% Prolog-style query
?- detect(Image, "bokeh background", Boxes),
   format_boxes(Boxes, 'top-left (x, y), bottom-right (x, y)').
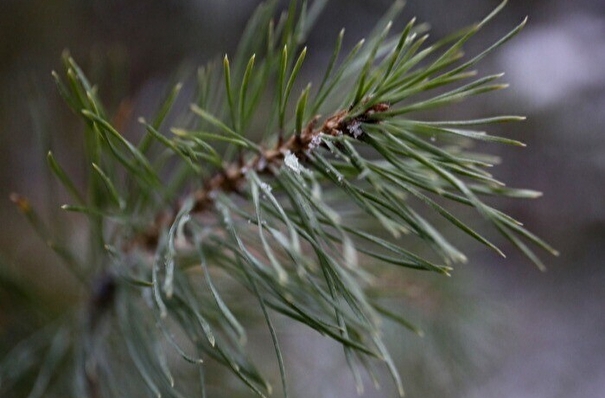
top-left (1, 0), bottom-right (604, 397)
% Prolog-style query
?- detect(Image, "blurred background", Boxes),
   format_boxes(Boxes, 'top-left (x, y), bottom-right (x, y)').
top-left (1, 0), bottom-right (604, 397)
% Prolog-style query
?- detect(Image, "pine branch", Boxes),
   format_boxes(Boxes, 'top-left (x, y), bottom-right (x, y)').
top-left (2, 1), bottom-right (557, 397)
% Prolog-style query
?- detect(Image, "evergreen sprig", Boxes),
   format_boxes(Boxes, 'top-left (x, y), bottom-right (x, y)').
top-left (2, 1), bottom-right (556, 397)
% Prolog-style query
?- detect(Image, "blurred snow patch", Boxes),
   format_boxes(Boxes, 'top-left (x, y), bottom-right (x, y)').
top-left (499, 13), bottom-right (605, 109)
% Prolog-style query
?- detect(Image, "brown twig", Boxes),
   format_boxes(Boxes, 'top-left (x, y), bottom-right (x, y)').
top-left (128, 103), bottom-right (390, 252)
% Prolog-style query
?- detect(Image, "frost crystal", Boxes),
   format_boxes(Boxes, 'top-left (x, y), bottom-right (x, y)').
top-left (256, 156), bottom-right (267, 171)
top-left (347, 121), bottom-right (363, 139)
top-left (308, 134), bottom-right (323, 150)
top-left (260, 181), bottom-right (272, 193)
top-left (284, 150), bottom-right (301, 174)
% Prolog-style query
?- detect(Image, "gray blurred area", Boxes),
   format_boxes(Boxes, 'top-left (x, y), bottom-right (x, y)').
top-left (1, 0), bottom-right (604, 397)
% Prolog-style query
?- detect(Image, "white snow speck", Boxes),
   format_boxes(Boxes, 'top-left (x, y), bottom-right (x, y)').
top-left (256, 157), bottom-right (267, 171)
top-left (347, 121), bottom-right (363, 139)
top-left (284, 150), bottom-right (301, 174)
top-left (260, 182), bottom-right (272, 193)
top-left (308, 134), bottom-right (323, 150)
